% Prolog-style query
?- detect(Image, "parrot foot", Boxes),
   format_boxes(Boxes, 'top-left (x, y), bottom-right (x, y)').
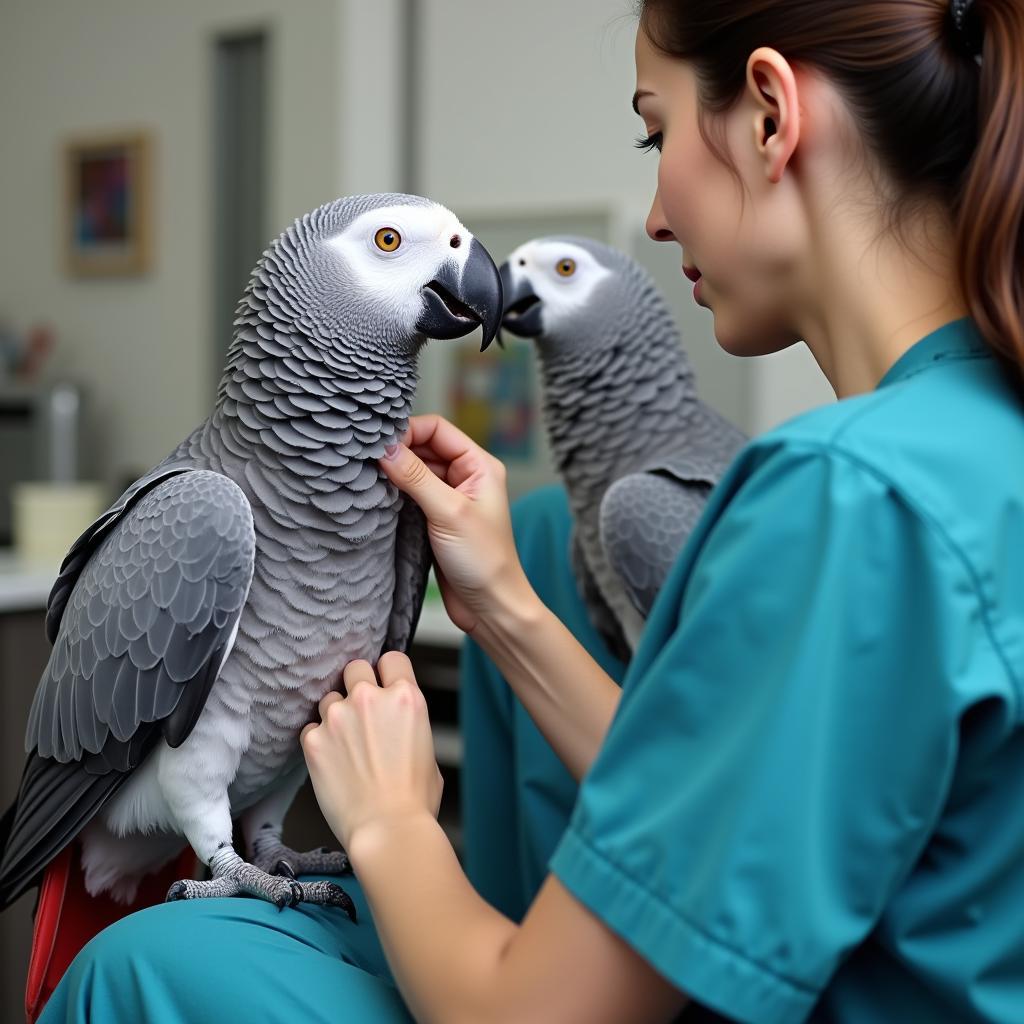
top-left (288, 878), bottom-right (358, 919)
top-left (165, 846), bottom-right (357, 922)
top-left (250, 832), bottom-right (352, 879)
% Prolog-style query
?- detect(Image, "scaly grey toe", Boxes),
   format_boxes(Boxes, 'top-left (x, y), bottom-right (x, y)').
top-left (293, 879), bottom-right (358, 922)
top-left (251, 833), bottom-right (352, 878)
top-left (166, 874), bottom-right (241, 902)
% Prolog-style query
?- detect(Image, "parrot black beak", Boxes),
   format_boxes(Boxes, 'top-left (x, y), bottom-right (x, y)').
top-left (417, 238), bottom-right (503, 351)
top-left (498, 262), bottom-right (544, 339)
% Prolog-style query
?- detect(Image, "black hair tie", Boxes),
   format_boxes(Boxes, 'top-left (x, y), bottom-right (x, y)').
top-left (950, 0), bottom-right (984, 59)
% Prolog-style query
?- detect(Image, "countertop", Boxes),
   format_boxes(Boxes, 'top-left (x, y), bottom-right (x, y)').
top-left (0, 550), bottom-right (59, 613)
top-left (0, 549), bottom-right (463, 647)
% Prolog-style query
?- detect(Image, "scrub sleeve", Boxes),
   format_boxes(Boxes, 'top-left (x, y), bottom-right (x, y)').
top-left (551, 320), bottom-right (1024, 1024)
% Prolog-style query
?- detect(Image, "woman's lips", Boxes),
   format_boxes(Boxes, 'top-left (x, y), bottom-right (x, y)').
top-left (683, 264), bottom-right (705, 305)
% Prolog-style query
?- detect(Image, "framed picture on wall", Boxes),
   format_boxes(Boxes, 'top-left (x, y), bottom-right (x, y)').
top-left (450, 341), bottom-right (536, 461)
top-left (63, 132), bottom-right (152, 276)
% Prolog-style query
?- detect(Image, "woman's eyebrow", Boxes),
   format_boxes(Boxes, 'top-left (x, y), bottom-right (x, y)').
top-left (632, 89), bottom-right (653, 115)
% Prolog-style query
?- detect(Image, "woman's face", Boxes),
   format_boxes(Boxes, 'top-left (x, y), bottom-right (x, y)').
top-left (633, 26), bottom-right (804, 357)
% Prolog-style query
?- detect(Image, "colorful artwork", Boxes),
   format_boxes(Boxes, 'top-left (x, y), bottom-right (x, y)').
top-left (450, 341), bottom-right (535, 460)
top-left (64, 133), bottom-right (151, 276)
top-left (76, 153), bottom-right (129, 245)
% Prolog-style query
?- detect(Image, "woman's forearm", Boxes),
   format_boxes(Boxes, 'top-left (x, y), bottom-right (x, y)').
top-left (470, 581), bottom-right (620, 781)
top-left (350, 810), bottom-right (687, 1024)
top-left (350, 813), bottom-right (518, 1024)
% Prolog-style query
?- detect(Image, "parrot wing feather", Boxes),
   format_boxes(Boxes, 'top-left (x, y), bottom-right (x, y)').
top-left (600, 471), bottom-right (713, 621)
top-left (0, 470), bottom-right (254, 909)
top-left (45, 464), bottom-right (193, 644)
top-left (599, 399), bottom-right (746, 619)
top-left (383, 496), bottom-right (431, 654)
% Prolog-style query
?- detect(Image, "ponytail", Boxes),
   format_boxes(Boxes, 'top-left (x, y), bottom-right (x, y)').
top-left (958, 0), bottom-right (1024, 373)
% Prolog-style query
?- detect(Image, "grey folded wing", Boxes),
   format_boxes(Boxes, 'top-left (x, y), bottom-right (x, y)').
top-left (45, 463), bottom-right (193, 644)
top-left (0, 469), bottom-right (254, 907)
top-left (383, 496), bottom-right (431, 654)
top-left (601, 404), bottom-right (747, 619)
top-left (599, 470), bottom-right (713, 621)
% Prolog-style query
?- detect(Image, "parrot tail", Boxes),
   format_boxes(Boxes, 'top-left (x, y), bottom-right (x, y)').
top-left (26, 842), bottom-right (198, 1023)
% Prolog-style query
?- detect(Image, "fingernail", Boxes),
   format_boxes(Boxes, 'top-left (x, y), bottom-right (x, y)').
top-left (383, 443), bottom-right (400, 461)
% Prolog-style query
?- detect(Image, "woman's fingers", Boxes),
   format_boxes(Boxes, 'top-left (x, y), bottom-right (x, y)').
top-left (318, 691), bottom-right (343, 718)
top-left (379, 443), bottom-right (467, 522)
top-left (408, 445), bottom-right (488, 492)
top-left (343, 659), bottom-right (379, 699)
top-left (319, 653), bottom-right (417, 720)
top-left (402, 414), bottom-right (478, 463)
top-left (405, 414), bottom-right (500, 488)
top-left (408, 451), bottom-right (448, 481)
top-left (377, 651), bottom-right (415, 687)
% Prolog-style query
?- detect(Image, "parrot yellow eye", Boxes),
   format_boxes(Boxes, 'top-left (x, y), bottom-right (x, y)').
top-left (556, 258), bottom-right (576, 277)
top-left (374, 227), bottom-right (402, 252)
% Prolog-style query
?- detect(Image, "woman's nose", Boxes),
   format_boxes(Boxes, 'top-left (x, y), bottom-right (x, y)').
top-left (645, 192), bottom-right (675, 243)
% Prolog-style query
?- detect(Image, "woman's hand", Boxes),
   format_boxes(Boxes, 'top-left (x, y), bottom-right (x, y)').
top-left (379, 413), bottom-right (534, 634)
top-left (300, 651), bottom-right (443, 853)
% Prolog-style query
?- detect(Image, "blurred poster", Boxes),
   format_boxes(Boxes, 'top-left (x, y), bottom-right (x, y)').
top-left (64, 132), bottom-right (152, 276)
top-left (450, 342), bottom-right (535, 460)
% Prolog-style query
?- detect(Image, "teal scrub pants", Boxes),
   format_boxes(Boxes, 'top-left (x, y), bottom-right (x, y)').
top-left (40, 485), bottom-right (626, 1023)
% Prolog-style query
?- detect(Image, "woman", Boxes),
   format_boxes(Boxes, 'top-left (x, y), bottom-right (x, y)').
top-left (43, 1), bottom-right (1024, 1021)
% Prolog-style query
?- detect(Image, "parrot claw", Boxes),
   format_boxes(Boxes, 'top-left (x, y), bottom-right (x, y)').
top-left (163, 851), bottom-right (350, 912)
top-left (244, 833), bottom-right (356, 915)
top-left (250, 838), bottom-right (352, 878)
top-left (166, 879), bottom-right (189, 901)
top-left (166, 873), bottom-right (241, 902)
top-left (291, 880), bottom-right (358, 923)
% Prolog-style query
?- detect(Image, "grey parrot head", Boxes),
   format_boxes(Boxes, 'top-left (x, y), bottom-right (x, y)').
top-left (243, 193), bottom-right (503, 364)
top-left (498, 236), bottom-right (674, 360)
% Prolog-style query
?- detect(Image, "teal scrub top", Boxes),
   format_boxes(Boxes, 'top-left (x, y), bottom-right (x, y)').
top-left (550, 318), bottom-right (1024, 1023)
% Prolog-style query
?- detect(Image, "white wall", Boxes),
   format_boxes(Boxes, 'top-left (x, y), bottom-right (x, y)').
top-left (336, 0), bottom-right (406, 195)
top-left (0, 0), bottom-right (341, 486)
top-left (749, 343), bottom-right (836, 433)
top-left (415, 0), bottom-right (656, 211)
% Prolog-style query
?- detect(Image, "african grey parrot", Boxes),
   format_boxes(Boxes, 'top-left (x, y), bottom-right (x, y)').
top-left (499, 236), bottom-right (745, 661)
top-left (0, 193), bottom-right (501, 920)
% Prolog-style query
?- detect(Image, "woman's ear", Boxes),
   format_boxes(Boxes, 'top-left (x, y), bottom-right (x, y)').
top-left (745, 47), bottom-right (800, 185)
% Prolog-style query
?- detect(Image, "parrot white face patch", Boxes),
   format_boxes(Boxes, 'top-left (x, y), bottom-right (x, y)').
top-left (325, 203), bottom-right (473, 330)
top-left (506, 240), bottom-right (612, 335)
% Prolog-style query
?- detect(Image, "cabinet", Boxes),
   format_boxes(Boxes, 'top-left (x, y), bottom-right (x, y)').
top-left (0, 609), bottom-right (56, 1024)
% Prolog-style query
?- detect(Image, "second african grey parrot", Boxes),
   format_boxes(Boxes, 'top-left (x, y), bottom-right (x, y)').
top-left (499, 236), bottom-right (745, 661)
top-left (0, 194), bottom-right (502, 931)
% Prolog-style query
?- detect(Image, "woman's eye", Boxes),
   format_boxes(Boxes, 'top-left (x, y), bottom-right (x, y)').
top-left (556, 258), bottom-right (577, 277)
top-left (374, 227), bottom-right (402, 252)
top-left (634, 131), bottom-right (663, 154)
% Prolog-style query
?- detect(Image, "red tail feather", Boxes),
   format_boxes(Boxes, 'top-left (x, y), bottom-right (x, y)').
top-left (26, 843), bottom-right (198, 1023)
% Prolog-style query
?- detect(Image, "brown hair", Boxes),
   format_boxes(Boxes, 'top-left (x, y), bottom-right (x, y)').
top-left (638, 0), bottom-right (1024, 374)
